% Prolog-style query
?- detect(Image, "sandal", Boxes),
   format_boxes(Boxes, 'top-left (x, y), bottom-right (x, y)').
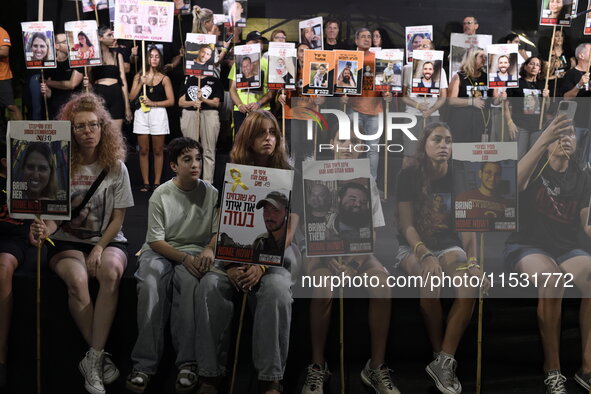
top-left (126, 370), bottom-right (150, 393)
top-left (152, 184), bottom-right (161, 191)
top-left (258, 380), bottom-right (283, 394)
top-left (139, 184), bottom-right (150, 192)
top-left (175, 362), bottom-right (198, 393)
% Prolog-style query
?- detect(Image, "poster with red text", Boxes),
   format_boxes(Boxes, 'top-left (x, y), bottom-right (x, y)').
top-left (334, 50), bottom-right (364, 95)
top-left (114, 0), bottom-right (174, 42)
top-left (21, 21), bottom-right (57, 69)
top-left (268, 42), bottom-right (297, 90)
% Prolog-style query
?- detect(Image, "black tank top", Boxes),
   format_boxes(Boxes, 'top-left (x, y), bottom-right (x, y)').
top-left (147, 78), bottom-right (167, 101)
top-left (93, 49), bottom-right (122, 83)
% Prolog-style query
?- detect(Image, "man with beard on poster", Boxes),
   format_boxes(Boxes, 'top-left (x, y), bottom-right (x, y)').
top-left (418, 61), bottom-right (436, 88)
top-left (325, 182), bottom-right (371, 241)
top-left (494, 55), bottom-right (514, 82)
top-left (252, 191), bottom-right (289, 260)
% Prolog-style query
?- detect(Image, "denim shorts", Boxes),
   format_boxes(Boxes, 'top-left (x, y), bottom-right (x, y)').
top-left (503, 242), bottom-right (591, 271)
top-left (395, 244), bottom-right (465, 268)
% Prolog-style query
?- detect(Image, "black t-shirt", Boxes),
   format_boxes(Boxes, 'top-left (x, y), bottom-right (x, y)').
top-left (558, 68), bottom-right (591, 128)
top-left (0, 176), bottom-right (29, 238)
top-left (507, 78), bottom-right (545, 131)
top-left (507, 161), bottom-right (591, 255)
top-left (448, 71), bottom-right (493, 142)
top-left (395, 166), bottom-right (462, 251)
top-left (324, 40), bottom-right (348, 51)
top-left (180, 76), bottom-right (224, 111)
top-left (45, 60), bottom-right (82, 119)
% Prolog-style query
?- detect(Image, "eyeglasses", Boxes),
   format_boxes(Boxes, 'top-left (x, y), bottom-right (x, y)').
top-left (73, 121), bottom-right (101, 133)
top-left (463, 21), bottom-right (476, 25)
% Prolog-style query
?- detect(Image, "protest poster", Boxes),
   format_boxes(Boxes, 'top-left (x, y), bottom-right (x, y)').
top-left (213, 14), bottom-right (228, 25)
top-left (185, 33), bottom-right (216, 76)
top-left (334, 50), bottom-right (364, 95)
top-left (223, 0), bottom-right (247, 27)
top-left (302, 50), bottom-right (335, 96)
top-left (234, 43), bottom-right (262, 89)
top-left (487, 44), bottom-right (519, 88)
top-left (585, 0), bottom-right (591, 34)
top-left (82, 0), bottom-right (108, 13)
top-left (411, 50), bottom-right (443, 95)
top-left (114, 0), bottom-right (174, 42)
top-left (108, 0), bottom-right (116, 22)
top-left (21, 21), bottom-right (56, 69)
top-left (216, 164), bottom-right (294, 266)
top-left (303, 159), bottom-right (374, 257)
top-left (540, 0), bottom-right (578, 26)
top-left (299, 17), bottom-right (323, 50)
top-left (453, 142), bottom-right (518, 232)
top-left (65, 21), bottom-right (102, 68)
top-left (375, 49), bottom-right (404, 93)
top-left (405, 25), bottom-right (432, 64)
top-left (268, 42), bottom-right (297, 90)
top-left (7, 121), bottom-right (71, 220)
top-left (449, 33), bottom-right (492, 83)
top-left (173, 0), bottom-right (191, 15)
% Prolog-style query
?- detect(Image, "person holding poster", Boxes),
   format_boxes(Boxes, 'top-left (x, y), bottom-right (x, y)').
top-left (448, 46), bottom-right (494, 142)
top-left (32, 93), bottom-right (133, 394)
top-left (395, 122), bottom-right (482, 394)
top-left (127, 137), bottom-right (217, 394)
top-left (196, 110), bottom-right (300, 394)
top-left (402, 39), bottom-right (448, 169)
top-left (345, 28), bottom-right (392, 181)
top-left (90, 27), bottom-right (132, 131)
top-left (503, 115), bottom-right (591, 393)
top-left (0, 138), bottom-right (36, 389)
top-left (504, 56), bottom-right (550, 158)
top-left (129, 46), bottom-right (175, 192)
top-left (301, 132), bottom-right (398, 394)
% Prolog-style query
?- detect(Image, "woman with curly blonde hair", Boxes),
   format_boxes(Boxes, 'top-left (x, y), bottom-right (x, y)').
top-left (32, 92), bottom-right (134, 394)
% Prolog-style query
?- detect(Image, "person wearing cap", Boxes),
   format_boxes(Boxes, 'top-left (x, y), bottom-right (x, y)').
top-left (229, 30), bottom-right (275, 134)
top-left (253, 192), bottom-right (289, 259)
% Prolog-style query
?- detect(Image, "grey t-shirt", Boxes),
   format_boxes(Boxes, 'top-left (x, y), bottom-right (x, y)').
top-left (141, 178), bottom-right (219, 255)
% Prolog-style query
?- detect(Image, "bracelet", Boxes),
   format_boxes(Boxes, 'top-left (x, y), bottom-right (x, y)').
top-left (415, 102), bottom-right (420, 109)
top-left (419, 251), bottom-right (434, 262)
top-left (259, 265), bottom-right (267, 274)
top-left (468, 263), bottom-right (481, 270)
top-left (507, 119), bottom-right (514, 126)
top-left (413, 241), bottom-right (425, 255)
top-left (468, 257), bottom-right (478, 263)
top-left (221, 47), bottom-right (228, 53)
top-left (576, 83), bottom-right (583, 90)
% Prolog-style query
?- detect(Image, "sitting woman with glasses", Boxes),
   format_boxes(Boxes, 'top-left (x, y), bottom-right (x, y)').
top-left (31, 92), bottom-right (134, 394)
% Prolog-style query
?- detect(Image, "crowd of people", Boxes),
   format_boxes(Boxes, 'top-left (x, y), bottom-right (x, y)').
top-left (0, 10), bottom-right (590, 394)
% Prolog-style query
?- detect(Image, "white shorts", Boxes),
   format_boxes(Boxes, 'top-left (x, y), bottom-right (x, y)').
top-left (133, 107), bottom-right (170, 135)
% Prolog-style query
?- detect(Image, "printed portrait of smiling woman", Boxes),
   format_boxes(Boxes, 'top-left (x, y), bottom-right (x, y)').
top-left (18, 142), bottom-right (57, 200)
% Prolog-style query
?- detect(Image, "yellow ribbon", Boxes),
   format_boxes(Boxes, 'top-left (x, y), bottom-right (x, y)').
top-left (229, 168), bottom-right (249, 192)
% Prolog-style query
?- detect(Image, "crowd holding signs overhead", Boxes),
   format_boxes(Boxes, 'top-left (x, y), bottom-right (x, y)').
top-left (2, 3), bottom-right (591, 394)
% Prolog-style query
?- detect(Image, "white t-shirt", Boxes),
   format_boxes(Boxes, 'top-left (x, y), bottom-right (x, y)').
top-left (403, 64), bottom-right (448, 117)
top-left (53, 160), bottom-right (134, 244)
top-left (141, 178), bottom-right (219, 255)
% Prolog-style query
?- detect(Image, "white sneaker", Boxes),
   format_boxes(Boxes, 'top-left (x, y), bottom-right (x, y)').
top-left (426, 352), bottom-right (461, 394)
top-left (360, 360), bottom-right (401, 394)
top-left (301, 363), bottom-right (330, 394)
top-left (102, 353), bottom-right (119, 385)
top-left (79, 348), bottom-right (105, 394)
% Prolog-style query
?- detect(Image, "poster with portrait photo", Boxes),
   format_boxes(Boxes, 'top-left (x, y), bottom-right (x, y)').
top-left (375, 49), bottom-right (404, 93)
top-left (405, 25), bottom-right (432, 64)
top-left (82, 0), bottom-right (108, 13)
top-left (268, 42), bottom-right (297, 90)
top-left (65, 20), bottom-right (102, 68)
top-left (185, 33), bottom-right (216, 76)
top-left (585, 0), bottom-right (591, 33)
top-left (449, 33), bottom-right (492, 83)
top-left (487, 44), bottom-right (519, 88)
top-left (21, 21), bottom-right (56, 69)
top-left (540, 0), bottom-right (578, 26)
top-left (223, 0), bottom-right (247, 27)
top-left (303, 159), bottom-right (374, 257)
top-left (522, 89), bottom-right (542, 114)
top-left (114, 0), bottom-right (174, 42)
top-left (7, 121), bottom-right (71, 220)
top-left (299, 17), bottom-right (323, 51)
top-left (302, 50), bottom-right (335, 96)
top-left (334, 50), bottom-right (364, 95)
top-left (411, 50), bottom-right (443, 95)
top-left (235, 43), bottom-right (261, 89)
top-left (453, 142), bottom-right (518, 232)
top-left (172, 0), bottom-right (191, 15)
top-left (216, 164), bottom-right (294, 267)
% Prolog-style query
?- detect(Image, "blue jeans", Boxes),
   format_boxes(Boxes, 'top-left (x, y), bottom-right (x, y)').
top-left (348, 111), bottom-right (380, 180)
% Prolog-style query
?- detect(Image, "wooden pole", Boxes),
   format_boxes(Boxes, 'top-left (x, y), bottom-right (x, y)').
top-left (383, 101), bottom-right (389, 199)
top-left (338, 258), bottom-right (345, 394)
top-left (313, 104), bottom-right (319, 160)
top-left (539, 25), bottom-right (556, 130)
top-left (178, 14), bottom-right (185, 63)
top-left (281, 89), bottom-right (286, 142)
top-left (501, 103), bottom-right (505, 142)
top-left (229, 292), bottom-right (248, 394)
top-left (476, 233), bottom-right (485, 394)
top-left (74, 0), bottom-right (81, 21)
top-left (41, 71), bottom-right (49, 120)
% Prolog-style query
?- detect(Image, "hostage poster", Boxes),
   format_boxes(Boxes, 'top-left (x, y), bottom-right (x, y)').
top-left (487, 44), bottom-right (519, 88)
top-left (21, 21), bottom-right (57, 69)
top-left (268, 42), bottom-right (297, 90)
top-left (303, 159), bottom-right (375, 257)
top-left (114, 0), bottom-right (174, 42)
top-left (334, 50), bottom-right (364, 95)
top-left (411, 49), bottom-right (443, 95)
top-left (374, 49), bottom-right (404, 93)
top-left (7, 121), bottom-right (71, 220)
top-left (540, 0), bottom-right (578, 26)
top-left (449, 33), bottom-right (492, 83)
top-left (234, 43), bottom-right (262, 89)
top-left (453, 142), bottom-right (518, 232)
top-left (405, 25), bottom-right (432, 64)
top-left (302, 49), bottom-right (335, 96)
top-left (299, 17), bottom-right (323, 50)
top-left (216, 164), bottom-right (294, 266)
top-left (185, 33), bottom-right (216, 76)
top-left (65, 20), bottom-right (102, 68)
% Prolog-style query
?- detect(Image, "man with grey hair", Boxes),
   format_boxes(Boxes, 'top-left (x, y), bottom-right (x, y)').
top-left (463, 16), bottom-right (479, 35)
top-left (560, 42), bottom-right (591, 164)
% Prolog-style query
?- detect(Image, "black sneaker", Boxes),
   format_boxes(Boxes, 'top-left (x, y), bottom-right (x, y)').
top-left (544, 370), bottom-right (568, 394)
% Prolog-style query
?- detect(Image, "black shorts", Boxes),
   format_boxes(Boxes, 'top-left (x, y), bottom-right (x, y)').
top-left (48, 240), bottom-right (128, 262)
top-left (0, 237), bottom-right (31, 263)
top-left (0, 79), bottom-right (16, 107)
top-left (94, 83), bottom-right (125, 120)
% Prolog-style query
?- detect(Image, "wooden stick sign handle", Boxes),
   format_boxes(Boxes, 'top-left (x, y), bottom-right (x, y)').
top-left (539, 25), bottom-right (557, 130)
